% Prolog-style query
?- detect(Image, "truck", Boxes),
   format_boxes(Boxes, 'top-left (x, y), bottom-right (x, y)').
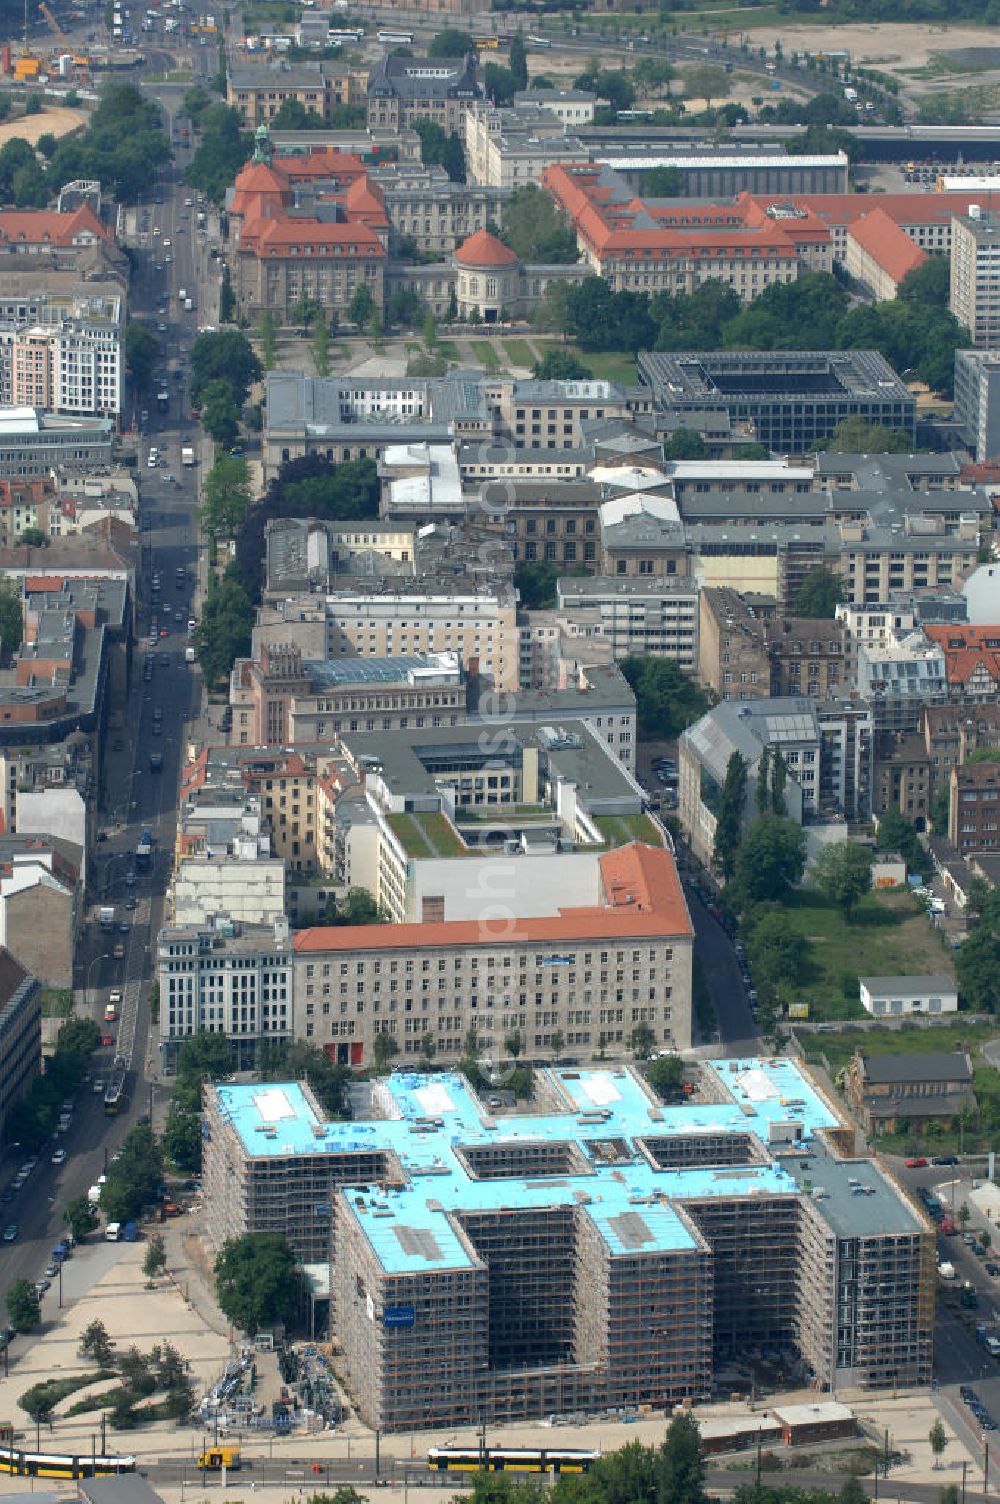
top-left (181, 446), bottom-right (195, 466)
top-left (156, 389), bottom-right (169, 413)
top-left (178, 287), bottom-right (187, 302)
top-left (198, 1449), bottom-right (241, 1472)
top-left (184, 297), bottom-right (194, 313)
top-left (938, 1261), bottom-right (956, 1280)
top-left (164, 14), bottom-right (177, 28)
top-left (185, 645), bottom-right (196, 664)
top-left (105, 1222), bottom-right (122, 1242)
top-left (843, 85), bottom-right (858, 102)
top-left (941, 1216), bottom-right (958, 1236)
top-left (87, 1183), bottom-right (102, 1206)
top-left (149, 751), bottom-right (163, 772)
top-left (123, 1221), bottom-right (139, 1242)
top-left (99, 905), bottom-right (115, 932)
top-left (136, 833), bottom-right (152, 868)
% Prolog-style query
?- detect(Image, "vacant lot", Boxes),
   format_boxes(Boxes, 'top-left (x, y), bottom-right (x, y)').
top-left (782, 887), bottom-right (955, 1022)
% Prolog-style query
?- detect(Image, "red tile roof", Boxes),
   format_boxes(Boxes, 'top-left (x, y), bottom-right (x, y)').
top-left (846, 207), bottom-right (927, 286)
top-left (455, 228), bottom-right (519, 267)
top-left (924, 625), bottom-right (1000, 687)
top-left (294, 840), bottom-right (692, 953)
top-left (747, 190), bottom-right (990, 231)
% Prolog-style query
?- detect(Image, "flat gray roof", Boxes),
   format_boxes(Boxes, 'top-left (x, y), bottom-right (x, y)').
top-left (778, 1141), bottom-right (923, 1240)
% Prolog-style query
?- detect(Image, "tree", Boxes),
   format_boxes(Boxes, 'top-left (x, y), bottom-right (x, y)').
top-left (101, 1123), bottom-right (163, 1224)
top-left (79, 1318), bottom-right (115, 1365)
top-left (189, 328), bottom-right (261, 408)
top-left (730, 816), bottom-right (807, 909)
top-left (258, 310), bottom-right (278, 371)
top-left (683, 64), bottom-right (730, 107)
top-left (657, 1409), bottom-right (707, 1504)
top-left (143, 1234), bottom-right (167, 1281)
top-left (423, 308), bottom-right (437, 348)
top-left (899, 255), bottom-right (950, 308)
top-left (372, 1031), bottom-right (399, 1072)
top-left (549, 1027), bottom-right (565, 1059)
top-left (6, 1278), bottom-right (39, 1334)
top-left (930, 784), bottom-right (951, 835)
top-left (813, 841), bottom-right (873, 919)
top-left (633, 57), bottom-right (677, 98)
top-left (197, 564), bottom-right (255, 686)
top-left (124, 321), bottom-right (158, 392)
top-left (756, 747), bottom-right (770, 817)
top-left (823, 416), bottom-right (914, 454)
top-left (745, 909), bottom-right (809, 997)
top-left (65, 1195), bottom-right (98, 1243)
top-left (662, 427), bottom-right (706, 460)
top-left (713, 750), bottom-right (747, 883)
top-left (629, 1022), bottom-right (656, 1059)
top-left (258, 1040), bottom-right (351, 1118)
top-left (270, 97), bottom-right (325, 130)
top-left (647, 1053), bottom-right (684, 1099)
top-left (201, 380), bottom-right (240, 447)
top-left (956, 926), bottom-right (1000, 1012)
top-left (348, 284), bottom-right (375, 327)
top-left (484, 62), bottom-right (518, 105)
top-left (429, 28), bottom-right (475, 55)
top-left (499, 183), bottom-right (577, 263)
top-left (874, 808), bottom-right (924, 872)
top-left (162, 1102), bottom-right (202, 1173)
top-left (504, 1028), bottom-right (524, 1062)
top-left (16, 526), bottom-right (45, 547)
top-left (412, 119), bottom-right (466, 183)
top-left (291, 294), bottom-right (324, 333)
top-left (311, 316), bottom-right (331, 378)
top-left (532, 348), bottom-right (589, 381)
top-left (214, 1232), bottom-right (304, 1334)
top-left (200, 454), bottom-right (251, 541)
top-left (770, 749), bottom-right (786, 817)
top-left (419, 1032), bottom-right (437, 1068)
top-left (509, 31), bottom-right (528, 91)
top-left (185, 102), bottom-right (250, 202)
top-left (794, 566), bottom-right (843, 619)
top-left (219, 263), bottom-right (236, 323)
top-left (620, 656), bottom-right (710, 740)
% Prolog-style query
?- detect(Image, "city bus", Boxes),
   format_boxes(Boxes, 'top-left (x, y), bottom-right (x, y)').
top-left (377, 28), bottom-right (412, 44)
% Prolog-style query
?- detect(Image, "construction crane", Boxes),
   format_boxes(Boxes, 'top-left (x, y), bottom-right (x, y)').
top-left (39, 1), bottom-right (67, 42)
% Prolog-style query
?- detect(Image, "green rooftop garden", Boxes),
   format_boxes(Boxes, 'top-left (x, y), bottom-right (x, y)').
top-left (594, 813), bottom-right (664, 848)
top-left (388, 809), bottom-right (468, 859)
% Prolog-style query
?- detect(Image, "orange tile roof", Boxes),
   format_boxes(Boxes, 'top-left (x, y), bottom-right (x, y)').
top-left (924, 625), bottom-right (1000, 687)
top-left (294, 841), bottom-right (692, 953)
top-left (747, 190), bottom-right (991, 230)
top-left (255, 218), bottom-right (385, 256)
top-left (846, 207), bottom-right (926, 285)
top-left (0, 205), bottom-right (110, 246)
top-left (541, 164), bottom-right (831, 265)
top-left (455, 228), bottom-right (520, 267)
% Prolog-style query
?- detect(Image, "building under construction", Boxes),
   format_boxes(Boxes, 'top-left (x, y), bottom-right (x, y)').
top-left (202, 1059), bottom-right (934, 1432)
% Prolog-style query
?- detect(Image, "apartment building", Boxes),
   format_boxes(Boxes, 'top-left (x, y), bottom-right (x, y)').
top-left (949, 760), bottom-right (1000, 854)
top-left (294, 839), bottom-right (693, 1065)
top-left (0, 837), bottom-right (80, 988)
top-left (0, 947), bottom-right (39, 1144)
top-left (158, 918), bottom-right (294, 1073)
top-left (857, 626), bottom-right (947, 734)
top-left (698, 587), bottom-right (770, 701)
top-left (171, 810), bottom-right (286, 928)
top-left (366, 53), bottom-right (479, 134)
top-left (202, 1057), bottom-right (932, 1430)
top-left (543, 163), bottom-right (833, 296)
top-left (837, 519), bottom-right (980, 605)
top-left (555, 575), bottom-right (699, 670)
top-left (923, 624), bottom-right (1000, 703)
top-left (950, 207), bottom-right (1000, 347)
top-left (227, 60), bottom-right (368, 126)
top-left (513, 88), bottom-right (596, 126)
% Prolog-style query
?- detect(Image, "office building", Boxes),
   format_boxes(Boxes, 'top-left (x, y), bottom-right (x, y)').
top-left (0, 947), bottom-right (39, 1144)
top-left (954, 348), bottom-right (1000, 462)
top-left (950, 207), bottom-right (1000, 347)
top-left (596, 149), bottom-right (849, 199)
top-left (465, 101), bottom-right (589, 190)
top-left (367, 53), bottom-right (479, 134)
top-left (227, 60), bottom-right (368, 126)
top-left (543, 164), bottom-right (833, 295)
top-left (157, 918), bottom-right (294, 1073)
top-left (844, 209), bottom-right (926, 302)
top-left (637, 351), bottom-right (915, 453)
top-left (0, 407), bottom-right (113, 477)
top-left (555, 575), bottom-right (699, 670)
top-left (202, 1058), bottom-right (933, 1429)
top-left (294, 837), bottom-right (691, 1064)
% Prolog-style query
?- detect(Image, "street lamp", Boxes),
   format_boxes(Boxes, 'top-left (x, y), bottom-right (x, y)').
top-left (86, 952), bottom-right (112, 1003)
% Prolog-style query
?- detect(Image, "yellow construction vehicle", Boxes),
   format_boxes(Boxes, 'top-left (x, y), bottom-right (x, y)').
top-left (14, 53), bottom-right (40, 79)
top-left (39, 2), bottom-right (67, 42)
top-left (197, 1449), bottom-right (241, 1472)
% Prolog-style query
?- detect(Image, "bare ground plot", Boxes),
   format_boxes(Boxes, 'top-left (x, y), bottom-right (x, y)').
top-left (0, 105), bottom-right (86, 147)
top-left (740, 20), bottom-right (1000, 76)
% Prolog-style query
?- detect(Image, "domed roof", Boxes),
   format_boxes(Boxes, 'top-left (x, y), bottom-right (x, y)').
top-left (455, 228), bottom-right (519, 268)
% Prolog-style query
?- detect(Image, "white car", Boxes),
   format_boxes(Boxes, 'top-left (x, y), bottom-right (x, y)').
top-left (147, 455), bottom-right (158, 468)
top-left (51, 1148), bottom-right (66, 1165)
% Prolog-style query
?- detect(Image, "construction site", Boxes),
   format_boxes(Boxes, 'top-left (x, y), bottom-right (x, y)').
top-left (202, 1060), bottom-right (936, 1433)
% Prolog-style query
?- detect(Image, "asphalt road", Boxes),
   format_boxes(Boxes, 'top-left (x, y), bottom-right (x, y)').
top-left (0, 121), bottom-right (204, 1347)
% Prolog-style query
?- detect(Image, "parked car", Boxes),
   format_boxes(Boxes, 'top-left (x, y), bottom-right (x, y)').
top-left (905, 1157), bottom-right (928, 1168)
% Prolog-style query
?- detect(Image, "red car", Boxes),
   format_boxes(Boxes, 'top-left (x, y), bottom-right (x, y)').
top-left (906, 1156), bottom-right (929, 1168)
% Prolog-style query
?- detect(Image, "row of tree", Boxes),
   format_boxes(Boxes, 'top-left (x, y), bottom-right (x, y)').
top-left (535, 260), bottom-right (966, 396)
top-left (0, 84), bottom-right (169, 206)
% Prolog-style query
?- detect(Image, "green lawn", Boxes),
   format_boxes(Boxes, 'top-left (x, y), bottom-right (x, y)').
top-left (595, 813), bottom-right (664, 848)
top-left (777, 888), bottom-right (955, 1023)
top-left (416, 810), bottom-right (467, 857)
top-left (470, 339), bottom-right (504, 374)
top-left (435, 339), bottom-right (460, 361)
top-left (571, 348), bottom-right (638, 385)
top-left (503, 338), bottom-right (536, 369)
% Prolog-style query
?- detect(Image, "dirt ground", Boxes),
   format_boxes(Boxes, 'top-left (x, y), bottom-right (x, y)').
top-left (0, 105), bottom-right (86, 147)
top-left (740, 20), bottom-right (1000, 77)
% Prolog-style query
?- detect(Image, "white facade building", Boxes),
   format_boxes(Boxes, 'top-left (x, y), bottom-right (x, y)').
top-left (859, 974), bottom-right (958, 1018)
